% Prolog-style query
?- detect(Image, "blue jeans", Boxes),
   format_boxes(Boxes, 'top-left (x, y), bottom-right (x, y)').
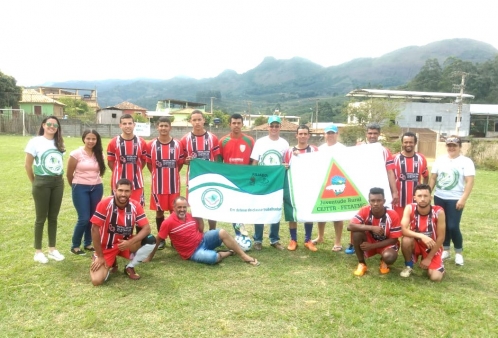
top-left (253, 222), bottom-right (280, 244)
top-left (190, 229), bottom-right (223, 265)
top-left (434, 196), bottom-right (463, 252)
top-left (71, 183), bottom-right (103, 249)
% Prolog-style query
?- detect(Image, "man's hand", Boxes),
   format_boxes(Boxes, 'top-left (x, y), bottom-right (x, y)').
top-left (420, 235), bottom-right (436, 249)
top-left (91, 256), bottom-right (107, 272)
top-left (420, 257), bottom-right (431, 269)
top-left (185, 156), bottom-right (192, 165)
top-left (359, 241), bottom-right (373, 251)
top-left (117, 239), bottom-right (132, 251)
top-left (370, 226), bottom-right (384, 236)
top-left (391, 191), bottom-right (399, 206)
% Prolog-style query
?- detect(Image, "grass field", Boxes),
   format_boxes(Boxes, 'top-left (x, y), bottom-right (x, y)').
top-left (1, 135), bottom-right (497, 338)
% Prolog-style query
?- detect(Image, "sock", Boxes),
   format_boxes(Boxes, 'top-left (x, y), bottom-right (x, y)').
top-left (359, 259), bottom-right (366, 265)
top-left (127, 244), bottom-right (155, 268)
top-left (156, 217), bottom-right (165, 233)
top-left (405, 261), bottom-right (414, 268)
top-left (304, 223), bottom-right (313, 242)
top-left (232, 223), bottom-right (241, 236)
top-left (290, 228), bottom-right (297, 241)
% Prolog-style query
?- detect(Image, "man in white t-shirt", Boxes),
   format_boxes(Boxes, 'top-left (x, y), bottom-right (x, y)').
top-left (250, 115), bottom-right (289, 251)
top-left (313, 124), bottom-right (347, 252)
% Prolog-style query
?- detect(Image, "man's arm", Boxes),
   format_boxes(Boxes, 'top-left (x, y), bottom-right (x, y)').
top-left (118, 224), bottom-right (151, 252)
top-left (423, 209), bottom-right (446, 265)
top-left (401, 205), bottom-right (437, 249)
top-left (90, 224), bottom-right (106, 271)
top-left (387, 169), bottom-right (399, 205)
top-left (362, 237), bottom-right (398, 250)
top-left (108, 160), bottom-right (115, 172)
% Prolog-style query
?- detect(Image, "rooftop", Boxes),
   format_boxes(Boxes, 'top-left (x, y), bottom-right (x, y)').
top-left (347, 89), bottom-right (475, 100)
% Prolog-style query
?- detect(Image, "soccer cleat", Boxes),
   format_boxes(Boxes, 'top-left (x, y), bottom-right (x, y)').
top-left (379, 260), bottom-right (390, 274)
top-left (34, 252), bottom-right (48, 264)
top-left (124, 266), bottom-right (141, 280)
top-left (287, 240), bottom-right (298, 251)
top-left (234, 223), bottom-right (249, 236)
top-left (345, 244), bottom-right (355, 254)
top-left (353, 263), bottom-right (368, 276)
top-left (48, 250), bottom-right (65, 261)
top-left (455, 253), bottom-right (464, 266)
top-left (442, 250), bottom-right (450, 260)
top-left (304, 241), bottom-right (318, 252)
top-left (400, 266), bottom-right (413, 278)
top-left (157, 240), bottom-right (166, 250)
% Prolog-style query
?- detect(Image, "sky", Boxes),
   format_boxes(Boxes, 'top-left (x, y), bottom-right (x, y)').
top-left (1, 0), bottom-right (497, 86)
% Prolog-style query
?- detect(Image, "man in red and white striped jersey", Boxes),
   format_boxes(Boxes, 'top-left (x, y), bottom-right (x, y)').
top-left (392, 132), bottom-right (429, 220)
top-left (107, 114), bottom-right (147, 206)
top-left (180, 110), bottom-right (221, 230)
top-left (146, 117), bottom-right (184, 249)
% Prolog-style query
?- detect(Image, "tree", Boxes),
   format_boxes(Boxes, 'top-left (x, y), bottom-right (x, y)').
top-left (253, 115), bottom-right (267, 127)
top-left (404, 58), bottom-right (442, 92)
top-left (0, 71), bottom-right (22, 108)
top-left (342, 98), bottom-right (402, 143)
top-left (57, 97), bottom-right (94, 121)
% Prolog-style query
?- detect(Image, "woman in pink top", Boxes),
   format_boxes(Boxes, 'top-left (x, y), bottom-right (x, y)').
top-left (66, 130), bottom-right (106, 255)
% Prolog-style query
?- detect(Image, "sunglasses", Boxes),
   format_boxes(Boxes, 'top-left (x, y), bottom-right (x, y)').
top-left (45, 122), bottom-right (59, 128)
top-left (269, 124), bottom-right (280, 129)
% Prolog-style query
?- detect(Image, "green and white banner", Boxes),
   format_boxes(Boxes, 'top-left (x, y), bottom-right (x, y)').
top-left (188, 159), bottom-right (285, 224)
top-left (284, 143), bottom-right (391, 222)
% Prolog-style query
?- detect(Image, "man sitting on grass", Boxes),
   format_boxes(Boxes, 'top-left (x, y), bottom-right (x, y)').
top-left (145, 196), bottom-right (260, 266)
top-left (400, 184), bottom-right (446, 282)
top-left (347, 187), bottom-right (401, 276)
top-left (90, 178), bottom-right (156, 285)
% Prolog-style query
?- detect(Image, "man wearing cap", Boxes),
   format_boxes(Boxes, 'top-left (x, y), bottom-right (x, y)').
top-left (313, 124), bottom-right (347, 252)
top-left (250, 115), bottom-right (289, 250)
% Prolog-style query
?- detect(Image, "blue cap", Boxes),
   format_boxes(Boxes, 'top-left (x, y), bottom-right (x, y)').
top-left (268, 115), bottom-right (282, 124)
top-left (324, 124), bottom-right (338, 133)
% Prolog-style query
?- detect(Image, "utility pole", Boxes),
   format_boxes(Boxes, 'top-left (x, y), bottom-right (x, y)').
top-left (315, 98), bottom-right (319, 130)
top-left (210, 97), bottom-right (216, 115)
top-left (245, 100), bottom-right (252, 127)
top-left (452, 72), bottom-right (468, 136)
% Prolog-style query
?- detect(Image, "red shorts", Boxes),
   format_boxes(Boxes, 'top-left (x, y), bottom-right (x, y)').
top-left (364, 243), bottom-right (399, 259)
top-left (130, 188), bottom-right (144, 206)
top-left (393, 205), bottom-right (405, 221)
top-left (412, 241), bottom-right (445, 272)
top-left (100, 247), bottom-right (133, 268)
top-left (150, 193), bottom-right (179, 212)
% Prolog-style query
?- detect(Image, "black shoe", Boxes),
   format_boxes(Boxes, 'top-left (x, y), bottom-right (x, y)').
top-left (158, 240), bottom-right (166, 250)
top-left (70, 248), bottom-right (86, 256)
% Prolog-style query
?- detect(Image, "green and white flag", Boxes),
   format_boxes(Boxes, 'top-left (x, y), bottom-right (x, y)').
top-left (188, 159), bottom-right (285, 224)
top-left (284, 143), bottom-right (391, 222)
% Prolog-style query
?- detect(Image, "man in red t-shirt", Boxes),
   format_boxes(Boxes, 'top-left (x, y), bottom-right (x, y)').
top-left (347, 187), bottom-right (402, 276)
top-left (145, 196), bottom-right (260, 266)
top-left (107, 114), bottom-right (147, 206)
top-left (400, 184), bottom-right (446, 282)
top-left (89, 179), bottom-right (156, 285)
top-left (180, 110), bottom-right (220, 230)
top-left (218, 113), bottom-right (254, 236)
top-left (392, 132), bottom-right (429, 219)
top-left (146, 117), bottom-right (184, 249)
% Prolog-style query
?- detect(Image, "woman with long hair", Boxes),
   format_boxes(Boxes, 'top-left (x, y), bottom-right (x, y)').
top-left (25, 115), bottom-right (66, 263)
top-left (67, 129), bottom-right (105, 255)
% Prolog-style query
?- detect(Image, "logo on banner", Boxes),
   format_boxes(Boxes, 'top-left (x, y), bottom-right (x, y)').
top-left (201, 188), bottom-right (223, 210)
top-left (312, 159), bottom-right (367, 214)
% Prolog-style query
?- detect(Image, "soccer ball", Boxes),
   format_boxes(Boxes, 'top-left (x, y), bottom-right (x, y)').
top-left (235, 235), bottom-right (252, 252)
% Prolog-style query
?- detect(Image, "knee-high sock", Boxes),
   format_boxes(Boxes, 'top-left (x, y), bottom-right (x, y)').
top-left (156, 217), bottom-right (165, 233)
top-left (127, 244), bottom-right (155, 268)
top-left (290, 228), bottom-right (297, 241)
top-left (304, 223), bottom-right (313, 242)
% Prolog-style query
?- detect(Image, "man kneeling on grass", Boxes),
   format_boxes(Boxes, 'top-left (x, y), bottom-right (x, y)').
top-left (145, 196), bottom-right (260, 266)
top-left (347, 187), bottom-right (402, 276)
top-left (90, 179), bottom-right (155, 286)
top-left (400, 184), bottom-right (446, 282)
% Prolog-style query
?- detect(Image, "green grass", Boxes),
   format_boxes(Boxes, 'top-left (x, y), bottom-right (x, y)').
top-left (1, 135), bottom-right (497, 337)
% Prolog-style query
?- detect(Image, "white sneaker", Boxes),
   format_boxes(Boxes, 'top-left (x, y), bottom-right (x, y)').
top-left (400, 266), bottom-right (413, 278)
top-left (455, 253), bottom-right (464, 266)
top-left (48, 250), bottom-right (65, 261)
top-left (441, 250), bottom-right (450, 260)
top-left (34, 252), bottom-right (48, 264)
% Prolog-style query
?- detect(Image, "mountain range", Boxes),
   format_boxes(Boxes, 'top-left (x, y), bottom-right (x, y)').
top-left (48, 38), bottom-right (497, 112)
